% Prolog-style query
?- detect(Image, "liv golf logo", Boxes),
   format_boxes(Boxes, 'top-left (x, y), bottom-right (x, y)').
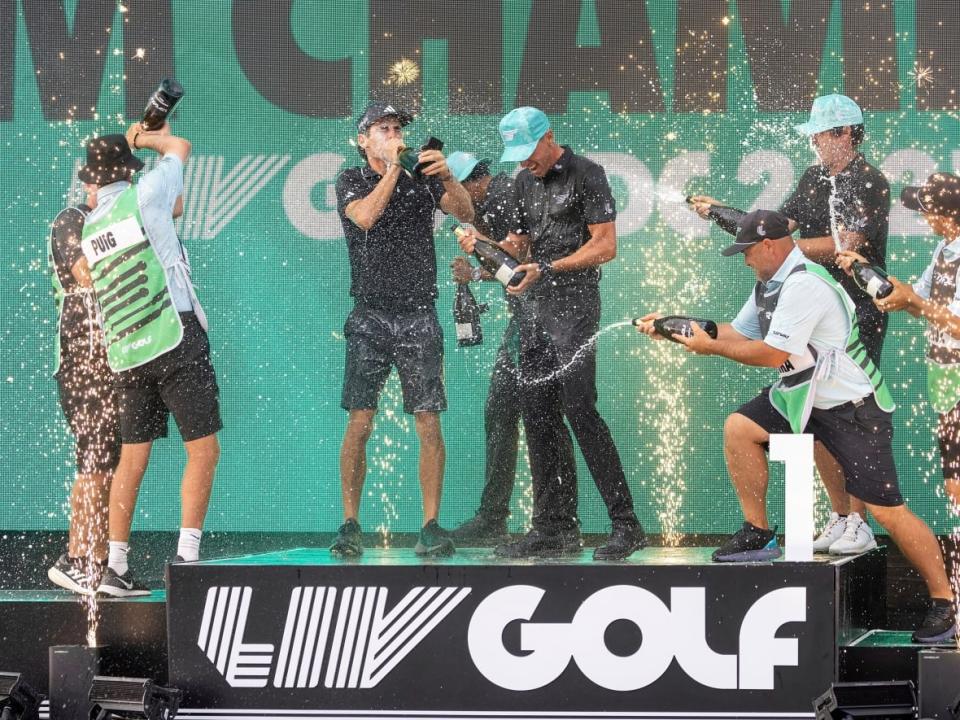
top-left (197, 584), bottom-right (806, 692)
top-left (198, 585), bottom-right (471, 689)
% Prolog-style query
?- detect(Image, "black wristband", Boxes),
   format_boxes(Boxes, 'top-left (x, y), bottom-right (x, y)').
top-left (537, 260), bottom-right (553, 277)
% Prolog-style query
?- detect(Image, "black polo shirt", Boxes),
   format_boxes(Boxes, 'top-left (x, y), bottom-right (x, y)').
top-left (50, 204), bottom-right (96, 339)
top-left (336, 164), bottom-right (446, 310)
top-left (474, 172), bottom-right (518, 244)
top-left (513, 146), bottom-right (617, 298)
top-left (779, 153), bottom-right (890, 301)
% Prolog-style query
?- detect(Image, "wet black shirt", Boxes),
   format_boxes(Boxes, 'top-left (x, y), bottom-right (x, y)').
top-left (513, 146), bottom-right (617, 298)
top-left (474, 172), bottom-right (523, 312)
top-left (474, 173), bottom-right (517, 244)
top-left (336, 164), bottom-right (446, 310)
top-left (780, 153), bottom-right (890, 302)
top-left (50, 204), bottom-right (96, 339)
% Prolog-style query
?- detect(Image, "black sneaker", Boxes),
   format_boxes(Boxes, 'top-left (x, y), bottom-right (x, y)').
top-left (712, 522), bottom-right (781, 563)
top-left (96, 566), bottom-right (151, 597)
top-left (415, 520), bottom-right (455, 557)
top-left (48, 553), bottom-right (97, 595)
top-left (330, 519), bottom-right (363, 558)
top-left (450, 513), bottom-right (509, 546)
top-left (593, 523), bottom-right (648, 561)
top-left (912, 598), bottom-right (957, 644)
top-left (495, 527), bottom-right (582, 558)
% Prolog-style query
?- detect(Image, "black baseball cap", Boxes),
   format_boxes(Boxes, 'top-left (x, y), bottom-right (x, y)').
top-left (356, 102), bottom-right (413, 133)
top-left (721, 209), bottom-right (793, 256)
top-left (901, 172), bottom-right (960, 219)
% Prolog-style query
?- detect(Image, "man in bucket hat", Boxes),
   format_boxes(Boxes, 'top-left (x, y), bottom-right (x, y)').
top-left (690, 94), bottom-right (892, 557)
top-left (636, 209), bottom-right (955, 644)
top-left (81, 124), bottom-right (222, 597)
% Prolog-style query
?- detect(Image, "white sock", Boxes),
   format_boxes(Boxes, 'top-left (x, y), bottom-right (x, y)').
top-left (177, 528), bottom-right (202, 562)
top-left (108, 541), bottom-right (129, 576)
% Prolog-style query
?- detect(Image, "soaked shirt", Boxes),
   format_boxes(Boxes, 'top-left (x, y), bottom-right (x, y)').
top-left (474, 173), bottom-right (518, 244)
top-left (474, 172), bottom-right (523, 313)
top-left (779, 153), bottom-right (890, 303)
top-left (513, 146), bottom-right (617, 298)
top-left (336, 164), bottom-right (446, 310)
top-left (50, 204), bottom-right (97, 339)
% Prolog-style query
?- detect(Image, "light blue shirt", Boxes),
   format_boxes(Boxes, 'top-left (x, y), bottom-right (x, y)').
top-left (913, 235), bottom-right (960, 354)
top-left (913, 236), bottom-right (960, 312)
top-left (732, 246), bottom-right (876, 409)
top-left (86, 155), bottom-right (193, 312)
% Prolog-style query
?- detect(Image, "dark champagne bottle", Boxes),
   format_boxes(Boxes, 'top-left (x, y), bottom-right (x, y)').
top-left (685, 196), bottom-right (745, 237)
top-left (397, 137), bottom-right (443, 180)
top-left (633, 315), bottom-right (719, 343)
top-left (141, 78), bottom-right (184, 131)
top-left (452, 225), bottom-right (526, 287)
top-left (851, 261), bottom-right (893, 299)
top-left (454, 283), bottom-right (486, 347)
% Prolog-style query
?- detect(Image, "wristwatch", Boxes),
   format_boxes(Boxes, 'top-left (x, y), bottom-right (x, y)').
top-left (470, 266), bottom-right (483, 282)
top-left (537, 260), bottom-right (553, 278)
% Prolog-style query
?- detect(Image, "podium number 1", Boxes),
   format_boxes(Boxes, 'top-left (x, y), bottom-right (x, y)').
top-left (770, 434), bottom-right (815, 562)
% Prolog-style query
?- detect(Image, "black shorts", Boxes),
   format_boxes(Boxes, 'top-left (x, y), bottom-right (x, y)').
top-left (342, 303), bottom-right (446, 414)
top-left (56, 333), bottom-right (121, 474)
top-left (113, 313), bottom-right (222, 444)
top-left (736, 390), bottom-right (903, 506)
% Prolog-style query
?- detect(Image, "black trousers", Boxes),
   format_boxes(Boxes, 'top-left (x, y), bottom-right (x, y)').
top-left (519, 286), bottom-right (638, 533)
top-left (476, 308), bottom-right (577, 521)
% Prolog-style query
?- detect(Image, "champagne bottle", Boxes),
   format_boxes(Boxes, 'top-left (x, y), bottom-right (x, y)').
top-left (633, 315), bottom-right (719, 343)
top-left (454, 282), bottom-right (487, 347)
top-left (452, 225), bottom-right (526, 287)
top-left (141, 78), bottom-right (185, 131)
top-left (685, 196), bottom-right (745, 237)
top-left (397, 137), bottom-right (443, 180)
top-left (851, 261), bottom-right (893, 299)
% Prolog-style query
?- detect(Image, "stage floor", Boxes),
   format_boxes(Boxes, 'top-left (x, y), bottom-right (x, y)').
top-left (194, 545), bottom-right (853, 567)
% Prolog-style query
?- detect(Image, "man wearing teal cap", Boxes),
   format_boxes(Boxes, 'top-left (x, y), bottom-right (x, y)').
top-left (690, 93), bottom-right (890, 558)
top-left (458, 107), bottom-right (646, 560)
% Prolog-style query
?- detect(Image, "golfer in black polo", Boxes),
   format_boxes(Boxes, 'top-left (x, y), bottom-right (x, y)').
top-left (332, 102), bottom-right (474, 558)
top-left (459, 107), bottom-right (645, 560)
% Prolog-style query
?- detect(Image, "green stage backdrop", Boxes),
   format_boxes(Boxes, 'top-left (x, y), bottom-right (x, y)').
top-left (1, 0), bottom-right (958, 536)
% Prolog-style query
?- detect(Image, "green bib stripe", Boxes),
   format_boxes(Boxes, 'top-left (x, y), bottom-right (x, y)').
top-left (759, 261), bottom-right (894, 433)
top-left (804, 263), bottom-right (894, 411)
top-left (81, 185), bottom-right (183, 372)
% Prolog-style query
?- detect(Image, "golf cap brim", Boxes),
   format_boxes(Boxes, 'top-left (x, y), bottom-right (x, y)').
top-left (500, 140), bottom-right (540, 163)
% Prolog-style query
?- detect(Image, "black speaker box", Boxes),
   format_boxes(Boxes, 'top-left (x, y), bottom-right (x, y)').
top-left (918, 649), bottom-right (960, 720)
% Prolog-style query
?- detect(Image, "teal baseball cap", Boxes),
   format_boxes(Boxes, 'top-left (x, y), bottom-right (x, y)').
top-left (446, 151), bottom-right (488, 182)
top-left (499, 107), bottom-right (550, 162)
top-left (794, 94), bottom-right (864, 135)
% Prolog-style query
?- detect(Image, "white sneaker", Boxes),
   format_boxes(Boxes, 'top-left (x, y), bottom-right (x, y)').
top-left (828, 512), bottom-right (877, 554)
top-left (813, 512), bottom-right (846, 552)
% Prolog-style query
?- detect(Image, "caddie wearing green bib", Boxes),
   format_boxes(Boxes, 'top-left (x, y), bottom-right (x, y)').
top-left (636, 209), bottom-right (955, 644)
top-left (76, 128), bottom-right (222, 598)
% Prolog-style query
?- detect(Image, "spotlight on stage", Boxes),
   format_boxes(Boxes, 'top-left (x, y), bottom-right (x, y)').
top-left (0, 672), bottom-right (43, 720)
top-left (87, 676), bottom-right (181, 720)
top-left (813, 680), bottom-right (917, 719)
